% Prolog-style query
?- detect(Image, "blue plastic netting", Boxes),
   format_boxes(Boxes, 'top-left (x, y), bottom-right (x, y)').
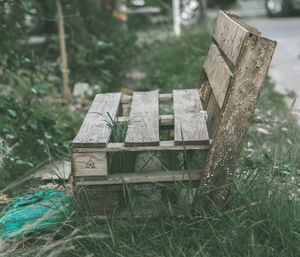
top-left (0, 189), bottom-right (73, 239)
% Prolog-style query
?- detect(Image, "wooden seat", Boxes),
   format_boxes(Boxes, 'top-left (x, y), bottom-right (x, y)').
top-left (72, 89), bottom-right (210, 185)
top-left (71, 11), bottom-right (277, 212)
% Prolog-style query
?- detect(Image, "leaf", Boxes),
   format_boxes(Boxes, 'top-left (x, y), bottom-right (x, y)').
top-left (37, 139), bottom-right (45, 145)
top-left (97, 40), bottom-right (112, 48)
top-left (281, 170), bottom-right (290, 175)
top-left (6, 134), bottom-right (15, 140)
top-left (8, 109), bottom-right (17, 117)
top-left (31, 88), bottom-right (37, 94)
top-left (16, 160), bottom-right (24, 165)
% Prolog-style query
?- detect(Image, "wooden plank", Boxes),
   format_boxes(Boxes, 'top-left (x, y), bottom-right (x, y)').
top-left (72, 152), bottom-right (108, 179)
top-left (120, 93), bottom-right (173, 104)
top-left (125, 90), bottom-right (159, 146)
top-left (75, 169), bottom-right (201, 186)
top-left (159, 93), bottom-right (173, 102)
top-left (73, 93), bottom-right (121, 147)
top-left (205, 92), bottom-right (221, 139)
top-left (196, 34), bottom-right (277, 209)
top-left (204, 43), bottom-right (233, 109)
top-left (212, 11), bottom-right (248, 65)
top-left (173, 89), bottom-right (209, 145)
top-left (72, 140), bottom-right (210, 153)
top-left (199, 71), bottom-right (211, 110)
top-left (118, 114), bottom-right (174, 126)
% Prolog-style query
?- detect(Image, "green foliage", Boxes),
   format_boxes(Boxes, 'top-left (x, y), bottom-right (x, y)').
top-left (137, 28), bottom-right (211, 92)
top-left (68, 31), bottom-right (138, 92)
top-left (0, 95), bottom-right (81, 186)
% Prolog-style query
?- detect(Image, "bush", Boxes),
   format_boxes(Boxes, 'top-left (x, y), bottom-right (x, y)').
top-left (0, 95), bottom-right (81, 188)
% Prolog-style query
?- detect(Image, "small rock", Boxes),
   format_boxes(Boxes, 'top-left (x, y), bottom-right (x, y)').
top-left (73, 82), bottom-right (93, 97)
top-left (34, 160), bottom-right (71, 181)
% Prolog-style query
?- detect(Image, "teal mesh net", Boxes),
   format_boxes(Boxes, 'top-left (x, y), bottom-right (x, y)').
top-left (0, 189), bottom-right (73, 239)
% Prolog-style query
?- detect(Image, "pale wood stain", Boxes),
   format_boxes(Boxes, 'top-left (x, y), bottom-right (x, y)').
top-left (125, 90), bottom-right (159, 146)
top-left (204, 42), bottom-right (233, 109)
top-left (75, 169), bottom-right (201, 186)
top-left (72, 152), bottom-right (108, 178)
top-left (73, 93), bottom-right (121, 147)
top-left (212, 11), bottom-right (248, 65)
top-left (173, 89), bottom-right (209, 145)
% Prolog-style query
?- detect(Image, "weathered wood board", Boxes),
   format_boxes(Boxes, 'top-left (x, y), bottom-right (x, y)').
top-left (72, 140), bottom-right (209, 152)
top-left (173, 89), bottom-right (209, 145)
top-left (125, 90), bottom-right (159, 146)
top-left (212, 11), bottom-right (248, 65)
top-left (205, 92), bottom-right (221, 139)
top-left (204, 43), bottom-right (233, 109)
top-left (197, 24), bottom-right (277, 209)
top-left (75, 169), bottom-right (201, 186)
top-left (72, 152), bottom-right (108, 179)
top-left (73, 93), bottom-right (121, 148)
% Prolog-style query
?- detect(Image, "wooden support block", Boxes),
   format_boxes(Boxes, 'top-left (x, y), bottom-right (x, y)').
top-left (72, 152), bottom-right (108, 180)
top-left (173, 89), bottom-right (209, 145)
top-left (75, 169), bottom-right (201, 186)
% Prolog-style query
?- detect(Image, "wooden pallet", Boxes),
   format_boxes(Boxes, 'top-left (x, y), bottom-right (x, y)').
top-left (72, 89), bottom-right (210, 186)
top-left (71, 11), bottom-right (276, 212)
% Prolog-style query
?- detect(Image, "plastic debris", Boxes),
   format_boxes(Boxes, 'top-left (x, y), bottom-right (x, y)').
top-left (0, 189), bottom-right (73, 239)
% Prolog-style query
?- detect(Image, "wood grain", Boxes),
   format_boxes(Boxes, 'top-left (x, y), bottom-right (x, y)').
top-left (204, 42), bottom-right (233, 109)
top-left (199, 71), bottom-right (211, 110)
top-left (75, 169), bottom-right (201, 186)
top-left (205, 92), bottom-right (221, 139)
top-left (118, 114), bottom-right (174, 126)
top-left (212, 11), bottom-right (248, 65)
top-left (196, 32), bottom-right (277, 209)
top-left (73, 93), bottom-right (121, 147)
top-left (120, 93), bottom-right (173, 104)
top-left (72, 152), bottom-right (108, 179)
top-left (125, 90), bottom-right (159, 146)
top-left (173, 89), bottom-right (209, 145)
top-left (72, 140), bottom-right (210, 153)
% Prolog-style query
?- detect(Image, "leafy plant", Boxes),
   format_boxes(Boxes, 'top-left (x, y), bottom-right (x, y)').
top-left (0, 95), bottom-right (81, 188)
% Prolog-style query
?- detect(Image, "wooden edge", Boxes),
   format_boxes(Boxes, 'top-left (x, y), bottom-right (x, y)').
top-left (72, 140), bottom-right (210, 152)
top-left (219, 11), bottom-right (248, 33)
top-left (74, 169), bottom-right (201, 186)
top-left (120, 93), bottom-right (173, 104)
top-left (224, 11), bottom-right (261, 36)
top-left (118, 114), bottom-right (174, 126)
top-left (72, 142), bottom-right (107, 148)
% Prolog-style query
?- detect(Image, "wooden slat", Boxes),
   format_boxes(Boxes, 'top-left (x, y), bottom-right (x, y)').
top-left (199, 71), bottom-right (211, 110)
top-left (118, 114), bottom-right (174, 126)
top-left (173, 89), bottom-right (209, 145)
top-left (72, 140), bottom-right (210, 153)
top-left (206, 92), bottom-right (221, 139)
top-left (212, 11), bottom-right (248, 65)
top-left (120, 93), bottom-right (173, 104)
top-left (125, 90), bottom-right (159, 146)
top-left (204, 43), bottom-right (233, 109)
top-left (75, 169), bottom-right (201, 186)
top-left (73, 93), bottom-right (121, 147)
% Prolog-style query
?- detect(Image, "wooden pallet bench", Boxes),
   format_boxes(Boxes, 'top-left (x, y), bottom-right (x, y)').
top-left (72, 89), bottom-right (209, 185)
top-left (71, 11), bottom-right (276, 213)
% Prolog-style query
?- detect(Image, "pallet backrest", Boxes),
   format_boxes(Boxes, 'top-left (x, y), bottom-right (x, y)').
top-left (197, 11), bottom-right (276, 206)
